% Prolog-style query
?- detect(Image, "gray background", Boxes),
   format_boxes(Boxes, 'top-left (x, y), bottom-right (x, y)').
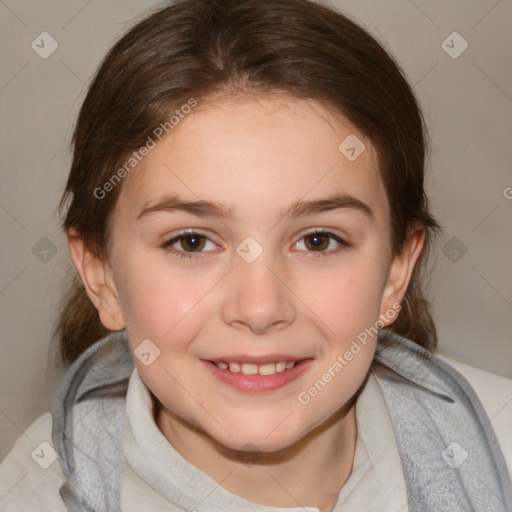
top-left (0, 0), bottom-right (511, 460)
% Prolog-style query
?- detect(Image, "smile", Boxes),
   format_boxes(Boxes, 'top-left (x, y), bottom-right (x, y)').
top-left (202, 357), bottom-right (312, 393)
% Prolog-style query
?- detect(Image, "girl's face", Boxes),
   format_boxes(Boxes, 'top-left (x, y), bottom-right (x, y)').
top-left (87, 94), bottom-right (422, 452)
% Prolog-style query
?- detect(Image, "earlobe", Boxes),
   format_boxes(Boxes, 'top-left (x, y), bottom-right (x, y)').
top-left (67, 229), bottom-right (125, 331)
top-left (379, 227), bottom-right (425, 325)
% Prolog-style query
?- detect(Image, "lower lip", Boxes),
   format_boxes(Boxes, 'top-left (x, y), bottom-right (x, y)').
top-left (202, 359), bottom-right (312, 393)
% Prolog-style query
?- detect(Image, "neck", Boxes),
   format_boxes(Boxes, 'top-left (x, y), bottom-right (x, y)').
top-left (156, 395), bottom-right (358, 511)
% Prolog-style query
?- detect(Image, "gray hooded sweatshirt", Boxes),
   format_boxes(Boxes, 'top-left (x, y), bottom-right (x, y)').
top-left (47, 329), bottom-right (512, 511)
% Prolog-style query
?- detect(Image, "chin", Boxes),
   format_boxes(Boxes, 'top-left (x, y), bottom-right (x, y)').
top-left (205, 415), bottom-right (310, 455)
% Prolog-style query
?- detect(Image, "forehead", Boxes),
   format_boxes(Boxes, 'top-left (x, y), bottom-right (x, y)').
top-left (116, 94), bottom-right (388, 223)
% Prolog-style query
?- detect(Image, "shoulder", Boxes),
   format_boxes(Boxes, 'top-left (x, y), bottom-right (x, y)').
top-left (435, 352), bottom-right (512, 478)
top-left (0, 412), bottom-right (67, 512)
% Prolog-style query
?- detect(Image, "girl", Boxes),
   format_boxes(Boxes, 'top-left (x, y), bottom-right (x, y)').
top-left (1, 0), bottom-right (511, 510)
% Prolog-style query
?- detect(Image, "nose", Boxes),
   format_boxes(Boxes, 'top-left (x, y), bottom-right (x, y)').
top-left (220, 253), bottom-right (296, 335)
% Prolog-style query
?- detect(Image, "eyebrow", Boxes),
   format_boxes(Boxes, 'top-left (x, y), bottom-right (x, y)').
top-left (137, 194), bottom-right (374, 221)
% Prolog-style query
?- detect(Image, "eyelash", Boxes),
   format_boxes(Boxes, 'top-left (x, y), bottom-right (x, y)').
top-left (161, 229), bottom-right (350, 261)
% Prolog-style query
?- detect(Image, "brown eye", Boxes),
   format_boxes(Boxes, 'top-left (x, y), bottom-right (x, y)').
top-left (304, 232), bottom-right (330, 251)
top-left (162, 232), bottom-right (218, 260)
top-left (294, 231), bottom-right (348, 255)
top-left (179, 234), bottom-right (206, 252)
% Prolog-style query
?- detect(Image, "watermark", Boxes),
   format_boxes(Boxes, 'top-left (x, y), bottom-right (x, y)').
top-left (32, 236), bottom-right (58, 263)
top-left (338, 133), bottom-right (366, 161)
top-left (441, 441), bottom-right (468, 468)
top-left (236, 236), bottom-right (263, 264)
top-left (93, 97), bottom-right (198, 200)
top-left (442, 236), bottom-right (468, 263)
top-left (236, 442), bottom-right (263, 467)
top-left (297, 302), bottom-right (401, 405)
top-left (441, 32), bottom-right (468, 60)
top-left (134, 338), bottom-right (161, 366)
top-left (31, 441), bottom-right (58, 469)
top-left (31, 32), bottom-right (59, 59)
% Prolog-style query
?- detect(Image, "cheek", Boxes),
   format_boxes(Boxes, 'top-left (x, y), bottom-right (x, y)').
top-left (294, 265), bottom-right (380, 421)
top-left (114, 254), bottom-right (214, 339)
top-left (294, 255), bottom-right (385, 343)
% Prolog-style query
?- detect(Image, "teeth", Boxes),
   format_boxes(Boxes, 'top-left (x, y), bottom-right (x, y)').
top-left (258, 363), bottom-right (276, 376)
top-left (215, 360), bottom-right (296, 375)
top-left (275, 362), bottom-right (286, 373)
top-left (229, 362), bottom-right (240, 373)
top-left (241, 363), bottom-right (258, 375)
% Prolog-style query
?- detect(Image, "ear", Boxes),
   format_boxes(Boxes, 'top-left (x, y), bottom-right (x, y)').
top-left (378, 226), bottom-right (425, 326)
top-left (67, 229), bottom-right (125, 331)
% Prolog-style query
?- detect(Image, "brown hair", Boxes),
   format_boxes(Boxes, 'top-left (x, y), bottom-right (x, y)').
top-left (56, 0), bottom-right (440, 365)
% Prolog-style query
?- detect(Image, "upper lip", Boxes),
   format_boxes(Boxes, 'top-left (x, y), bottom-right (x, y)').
top-left (206, 355), bottom-right (309, 364)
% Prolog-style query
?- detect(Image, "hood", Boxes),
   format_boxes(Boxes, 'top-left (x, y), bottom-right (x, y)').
top-left (50, 329), bottom-right (512, 512)
top-left (50, 330), bottom-right (134, 512)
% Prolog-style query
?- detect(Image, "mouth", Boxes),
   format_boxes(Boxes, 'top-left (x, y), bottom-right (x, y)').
top-left (202, 356), bottom-right (312, 393)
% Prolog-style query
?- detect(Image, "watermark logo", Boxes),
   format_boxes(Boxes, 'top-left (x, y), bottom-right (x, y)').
top-left (31, 441), bottom-right (58, 469)
top-left (441, 32), bottom-right (468, 59)
top-left (236, 236), bottom-right (263, 264)
top-left (93, 98), bottom-right (198, 200)
top-left (31, 32), bottom-right (58, 59)
top-left (441, 441), bottom-right (468, 468)
top-left (32, 237), bottom-right (58, 263)
top-left (236, 442), bottom-right (263, 467)
top-left (134, 338), bottom-right (161, 366)
top-left (442, 236), bottom-right (468, 263)
top-left (338, 134), bottom-right (366, 161)
top-left (298, 302), bottom-right (401, 405)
